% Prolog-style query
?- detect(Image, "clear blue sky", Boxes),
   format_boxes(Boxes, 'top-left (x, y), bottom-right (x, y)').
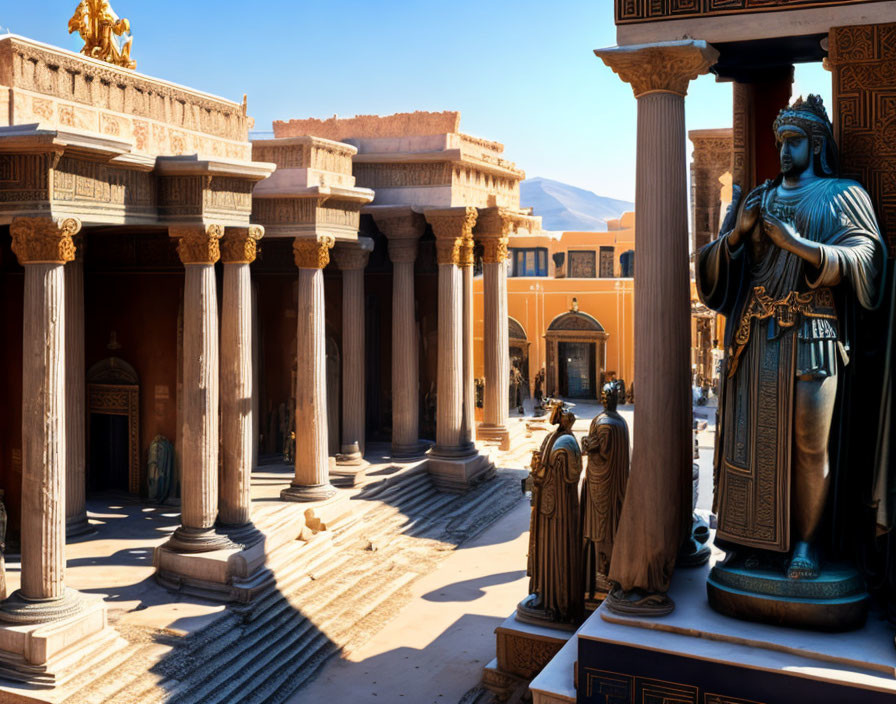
top-left (1, 0), bottom-right (831, 202)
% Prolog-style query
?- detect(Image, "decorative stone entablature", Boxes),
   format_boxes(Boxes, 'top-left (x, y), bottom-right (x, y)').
top-left (250, 137), bottom-right (374, 240)
top-left (268, 112), bottom-right (525, 210)
top-left (0, 35), bottom-right (252, 160)
top-left (0, 36), bottom-right (274, 228)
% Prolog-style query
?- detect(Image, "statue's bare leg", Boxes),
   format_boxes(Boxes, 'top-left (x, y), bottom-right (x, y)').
top-left (788, 375), bottom-right (837, 579)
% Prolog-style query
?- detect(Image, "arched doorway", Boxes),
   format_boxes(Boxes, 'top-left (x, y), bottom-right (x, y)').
top-left (545, 310), bottom-right (608, 400)
top-left (86, 357), bottom-right (140, 494)
top-left (508, 316), bottom-right (530, 396)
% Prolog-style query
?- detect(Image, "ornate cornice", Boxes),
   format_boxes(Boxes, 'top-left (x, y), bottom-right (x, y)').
top-left (481, 236), bottom-right (510, 264)
top-left (294, 235), bottom-right (335, 269)
top-left (174, 224), bottom-right (224, 265)
top-left (426, 207), bottom-right (477, 267)
top-left (221, 225), bottom-right (265, 264)
top-left (10, 217), bottom-right (81, 265)
top-left (594, 41), bottom-right (719, 98)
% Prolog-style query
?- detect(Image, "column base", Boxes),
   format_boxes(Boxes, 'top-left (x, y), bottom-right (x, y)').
top-left (215, 520), bottom-right (265, 548)
top-left (426, 450), bottom-right (495, 493)
top-left (163, 526), bottom-right (240, 554)
top-left (336, 443), bottom-right (363, 465)
top-left (391, 440), bottom-right (432, 461)
top-left (65, 513), bottom-right (96, 542)
top-left (331, 462), bottom-right (369, 488)
top-left (477, 423), bottom-right (511, 451)
top-left (280, 483), bottom-right (337, 503)
top-left (0, 593), bottom-right (123, 688)
top-left (0, 589), bottom-right (84, 626)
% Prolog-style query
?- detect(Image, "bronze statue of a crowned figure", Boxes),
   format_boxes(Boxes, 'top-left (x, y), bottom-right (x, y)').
top-left (580, 381), bottom-right (630, 606)
top-left (517, 402), bottom-right (584, 628)
top-left (697, 95), bottom-right (887, 630)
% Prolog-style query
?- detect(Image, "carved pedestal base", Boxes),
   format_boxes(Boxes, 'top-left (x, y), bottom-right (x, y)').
top-left (0, 595), bottom-right (122, 689)
top-left (707, 560), bottom-right (869, 631)
top-left (390, 441), bottom-right (432, 461)
top-left (330, 461), bottom-right (369, 488)
top-left (477, 423), bottom-right (511, 451)
top-left (163, 526), bottom-right (238, 553)
top-left (483, 612), bottom-right (573, 703)
top-left (426, 451), bottom-right (495, 493)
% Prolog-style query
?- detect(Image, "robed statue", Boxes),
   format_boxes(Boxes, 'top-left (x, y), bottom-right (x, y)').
top-left (697, 95), bottom-right (886, 629)
top-left (518, 403), bottom-right (584, 627)
top-left (581, 382), bottom-right (630, 603)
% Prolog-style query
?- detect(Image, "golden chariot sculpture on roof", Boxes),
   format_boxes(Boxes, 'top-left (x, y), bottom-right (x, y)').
top-left (68, 0), bottom-right (136, 69)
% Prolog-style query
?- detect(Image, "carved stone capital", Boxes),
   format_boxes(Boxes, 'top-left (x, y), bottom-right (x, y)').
top-left (174, 225), bottom-right (224, 265)
top-left (332, 237), bottom-right (374, 271)
top-left (294, 235), bottom-right (335, 269)
top-left (481, 236), bottom-right (510, 264)
top-left (426, 207), bottom-right (477, 267)
top-left (459, 235), bottom-right (475, 268)
top-left (221, 225), bottom-right (265, 264)
top-left (475, 207), bottom-right (515, 237)
top-left (594, 41), bottom-right (718, 98)
top-left (387, 238), bottom-right (419, 264)
top-left (10, 217), bottom-right (81, 265)
top-left (370, 207), bottom-right (427, 241)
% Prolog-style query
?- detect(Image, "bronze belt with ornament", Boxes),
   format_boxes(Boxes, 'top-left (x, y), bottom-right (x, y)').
top-left (728, 285), bottom-right (836, 377)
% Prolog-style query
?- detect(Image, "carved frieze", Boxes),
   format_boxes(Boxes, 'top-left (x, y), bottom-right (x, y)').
top-left (616, 0), bottom-right (884, 24)
top-left (157, 175), bottom-right (252, 223)
top-left (354, 162), bottom-right (453, 189)
top-left (293, 235), bottom-right (335, 269)
top-left (10, 216), bottom-right (81, 264)
top-left (174, 224), bottom-right (223, 265)
top-left (52, 156), bottom-right (156, 217)
top-left (0, 154), bottom-right (53, 212)
top-left (495, 630), bottom-right (564, 680)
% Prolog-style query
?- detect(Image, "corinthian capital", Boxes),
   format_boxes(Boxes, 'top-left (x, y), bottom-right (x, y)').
top-left (594, 40), bottom-right (718, 98)
top-left (174, 224), bottom-right (224, 265)
top-left (221, 225), bottom-right (265, 264)
top-left (293, 235), bottom-right (335, 269)
top-left (481, 237), bottom-right (509, 264)
top-left (10, 217), bottom-right (81, 265)
top-left (426, 207), bottom-right (478, 267)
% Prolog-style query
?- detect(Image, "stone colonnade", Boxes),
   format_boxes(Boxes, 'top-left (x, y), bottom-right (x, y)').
top-left (594, 40), bottom-right (718, 597)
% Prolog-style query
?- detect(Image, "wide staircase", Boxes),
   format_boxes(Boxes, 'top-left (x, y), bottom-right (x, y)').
top-left (63, 466), bottom-right (525, 704)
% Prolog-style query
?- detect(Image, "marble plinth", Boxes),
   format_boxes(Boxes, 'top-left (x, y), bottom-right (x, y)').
top-left (154, 491), bottom-right (351, 603)
top-left (427, 451), bottom-right (495, 493)
top-left (573, 563), bottom-right (896, 704)
top-left (483, 612), bottom-right (573, 703)
top-left (476, 424), bottom-right (511, 451)
top-left (0, 595), bottom-right (123, 688)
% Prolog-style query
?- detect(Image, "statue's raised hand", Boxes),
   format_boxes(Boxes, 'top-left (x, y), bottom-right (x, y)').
top-left (729, 187), bottom-right (763, 249)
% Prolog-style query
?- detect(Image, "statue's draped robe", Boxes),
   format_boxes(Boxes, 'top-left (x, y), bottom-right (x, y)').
top-left (527, 430), bottom-right (583, 622)
top-left (581, 411), bottom-right (629, 589)
top-left (698, 177), bottom-right (884, 552)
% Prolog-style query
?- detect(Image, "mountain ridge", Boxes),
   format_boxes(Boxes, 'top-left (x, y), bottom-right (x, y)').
top-left (520, 177), bottom-right (634, 232)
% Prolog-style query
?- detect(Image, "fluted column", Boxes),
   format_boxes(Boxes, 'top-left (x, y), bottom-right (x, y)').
top-left (372, 208), bottom-right (428, 458)
top-left (594, 40), bottom-right (718, 599)
top-left (282, 235), bottom-right (337, 502)
top-left (65, 238), bottom-right (91, 539)
top-left (476, 209), bottom-right (514, 449)
top-left (219, 225), bottom-right (264, 529)
top-left (333, 238), bottom-right (373, 463)
top-left (2, 217), bottom-right (84, 623)
top-left (166, 225), bottom-right (235, 553)
top-left (427, 208), bottom-right (478, 457)
top-left (460, 234), bottom-right (476, 446)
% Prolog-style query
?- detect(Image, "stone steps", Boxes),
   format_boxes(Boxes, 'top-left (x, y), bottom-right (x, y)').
top-left (79, 468), bottom-right (522, 703)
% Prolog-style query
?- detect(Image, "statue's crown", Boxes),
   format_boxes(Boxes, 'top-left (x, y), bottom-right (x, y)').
top-left (774, 94), bottom-right (832, 136)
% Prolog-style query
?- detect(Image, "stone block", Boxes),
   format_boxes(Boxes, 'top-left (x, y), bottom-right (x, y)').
top-left (427, 452), bottom-right (495, 493)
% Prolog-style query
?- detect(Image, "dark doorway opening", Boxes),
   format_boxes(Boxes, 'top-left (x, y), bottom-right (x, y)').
top-left (558, 341), bottom-right (596, 399)
top-left (88, 413), bottom-right (130, 492)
